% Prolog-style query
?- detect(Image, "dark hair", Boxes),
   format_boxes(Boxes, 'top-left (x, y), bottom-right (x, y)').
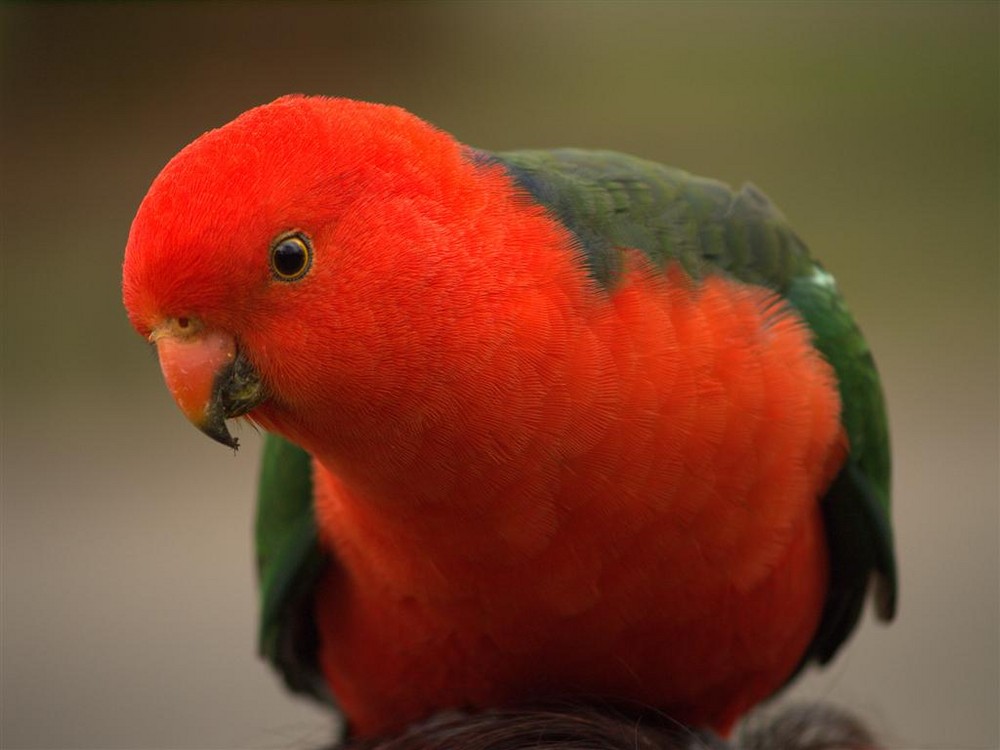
top-left (334, 701), bottom-right (880, 750)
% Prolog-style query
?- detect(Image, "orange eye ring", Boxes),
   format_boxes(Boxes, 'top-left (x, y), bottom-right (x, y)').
top-left (270, 231), bottom-right (312, 281)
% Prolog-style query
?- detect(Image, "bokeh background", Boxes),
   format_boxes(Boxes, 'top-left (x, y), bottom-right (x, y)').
top-left (2, 2), bottom-right (997, 748)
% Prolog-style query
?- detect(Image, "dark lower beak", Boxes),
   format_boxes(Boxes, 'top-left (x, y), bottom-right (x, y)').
top-left (155, 329), bottom-right (266, 450)
top-left (201, 351), bottom-right (267, 449)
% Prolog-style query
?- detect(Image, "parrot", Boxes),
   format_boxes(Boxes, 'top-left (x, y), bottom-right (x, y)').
top-left (122, 95), bottom-right (896, 739)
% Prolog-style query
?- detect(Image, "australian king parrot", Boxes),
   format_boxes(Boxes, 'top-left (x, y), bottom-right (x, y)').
top-left (122, 96), bottom-right (896, 739)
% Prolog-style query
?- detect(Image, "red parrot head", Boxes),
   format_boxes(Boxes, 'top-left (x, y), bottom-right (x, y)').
top-left (123, 95), bottom-right (500, 452)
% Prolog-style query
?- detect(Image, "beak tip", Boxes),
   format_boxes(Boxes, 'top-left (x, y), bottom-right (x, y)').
top-left (197, 414), bottom-right (241, 451)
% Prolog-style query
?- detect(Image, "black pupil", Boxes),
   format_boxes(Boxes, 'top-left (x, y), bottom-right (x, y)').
top-left (274, 240), bottom-right (306, 277)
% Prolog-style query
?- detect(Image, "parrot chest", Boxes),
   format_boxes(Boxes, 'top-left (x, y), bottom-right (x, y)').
top-left (311, 441), bottom-right (830, 738)
top-left (305, 269), bottom-right (842, 737)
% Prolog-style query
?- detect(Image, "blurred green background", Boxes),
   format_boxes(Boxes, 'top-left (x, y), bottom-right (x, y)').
top-left (2, 2), bottom-right (997, 748)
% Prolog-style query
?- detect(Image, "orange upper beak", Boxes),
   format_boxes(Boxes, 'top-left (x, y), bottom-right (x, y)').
top-left (153, 323), bottom-right (265, 449)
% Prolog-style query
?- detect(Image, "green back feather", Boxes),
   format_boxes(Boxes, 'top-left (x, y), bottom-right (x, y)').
top-left (482, 148), bottom-right (815, 291)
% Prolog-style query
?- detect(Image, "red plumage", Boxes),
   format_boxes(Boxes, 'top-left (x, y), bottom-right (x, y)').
top-left (124, 96), bottom-right (849, 738)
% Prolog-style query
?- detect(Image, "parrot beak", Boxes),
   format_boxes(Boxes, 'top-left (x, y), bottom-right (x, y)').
top-left (153, 322), bottom-right (266, 450)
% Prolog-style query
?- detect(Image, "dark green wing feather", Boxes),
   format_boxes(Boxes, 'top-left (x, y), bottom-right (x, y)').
top-left (786, 272), bottom-right (897, 661)
top-left (482, 147), bottom-right (897, 665)
top-left (255, 432), bottom-right (332, 703)
top-left (483, 148), bottom-right (814, 291)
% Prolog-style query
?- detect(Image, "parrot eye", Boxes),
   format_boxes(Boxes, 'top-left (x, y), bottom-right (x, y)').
top-left (270, 232), bottom-right (312, 281)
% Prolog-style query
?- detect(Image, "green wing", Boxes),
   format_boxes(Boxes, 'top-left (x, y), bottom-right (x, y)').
top-left (482, 148), bottom-right (897, 665)
top-left (255, 432), bottom-right (332, 703)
